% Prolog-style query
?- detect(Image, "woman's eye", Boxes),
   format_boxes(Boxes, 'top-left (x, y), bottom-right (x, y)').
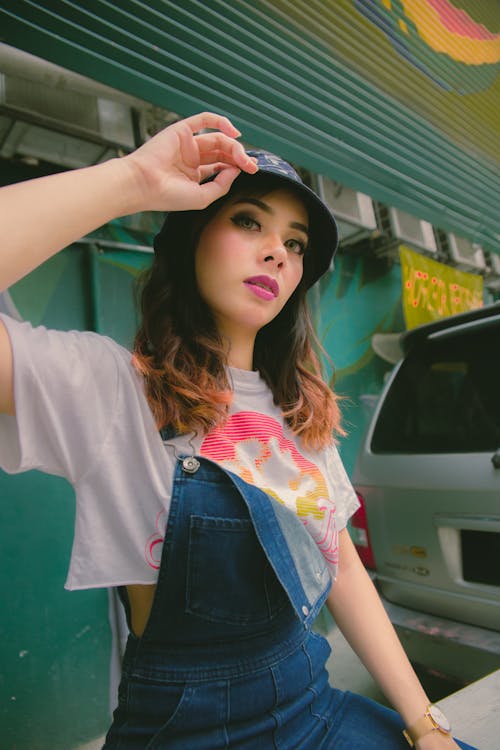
top-left (232, 214), bottom-right (259, 230)
top-left (286, 238), bottom-right (306, 255)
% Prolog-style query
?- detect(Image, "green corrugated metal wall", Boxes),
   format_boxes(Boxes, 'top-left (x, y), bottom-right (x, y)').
top-left (0, 238), bottom-right (151, 749)
top-left (1, 0), bottom-right (499, 255)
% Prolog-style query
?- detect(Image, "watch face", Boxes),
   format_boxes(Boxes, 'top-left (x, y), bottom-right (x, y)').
top-left (429, 705), bottom-right (451, 733)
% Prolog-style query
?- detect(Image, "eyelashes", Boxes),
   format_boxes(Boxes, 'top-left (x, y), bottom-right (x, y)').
top-left (230, 212), bottom-right (307, 255)
top-left (231, 212), bottom-right (259, 231)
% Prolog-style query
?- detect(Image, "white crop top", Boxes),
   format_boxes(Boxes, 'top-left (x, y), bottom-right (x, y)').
top-left (0, 314), bottom-right (359, 590)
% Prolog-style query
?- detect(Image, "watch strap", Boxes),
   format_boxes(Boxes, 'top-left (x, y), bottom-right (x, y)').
top-left (403, 708), bottom-right (450, 747)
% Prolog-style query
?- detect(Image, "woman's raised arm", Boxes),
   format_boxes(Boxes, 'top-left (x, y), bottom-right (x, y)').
top-left (0, 112), bottom-right (256, 292)
top-left (0, 112), bottom-right (257, 415)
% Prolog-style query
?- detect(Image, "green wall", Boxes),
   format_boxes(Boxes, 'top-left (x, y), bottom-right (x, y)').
top-left (0, 471), bottom-right (110, 748)
top-left (318, 254), bottom-right (404, 475)
top-left (0, 166), bottom-right (151, 748)
top-left (0, 248), bottom-right (110, 748)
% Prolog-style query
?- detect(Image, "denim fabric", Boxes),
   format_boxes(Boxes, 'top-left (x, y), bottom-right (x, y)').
top-left (225, 465), bottom-right (331, 626)
top-left (103, 457), bottom-right (477, 749)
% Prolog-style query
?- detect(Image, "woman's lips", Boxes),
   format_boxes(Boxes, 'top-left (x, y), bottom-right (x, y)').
top-left (243, 275), bottom-right (279, 300)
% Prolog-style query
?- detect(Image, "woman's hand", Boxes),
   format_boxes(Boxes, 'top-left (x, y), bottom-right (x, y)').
top-left (122, 111), bottom-right (258, 213)
top-left (0, 111), bottom-right (256, 291)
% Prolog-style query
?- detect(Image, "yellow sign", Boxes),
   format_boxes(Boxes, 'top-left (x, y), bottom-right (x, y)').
top-left (400, 246), bottom-right (483, 329)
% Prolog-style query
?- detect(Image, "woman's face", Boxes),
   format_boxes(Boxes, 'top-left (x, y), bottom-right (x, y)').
top-left (195, 188), bottom-right (308, 351)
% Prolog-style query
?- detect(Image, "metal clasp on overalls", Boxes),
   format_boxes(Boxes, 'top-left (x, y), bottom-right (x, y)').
top-left (182, 456), bottom-right (200, 473)
top-left (162, 432), bottom-right (200, 474)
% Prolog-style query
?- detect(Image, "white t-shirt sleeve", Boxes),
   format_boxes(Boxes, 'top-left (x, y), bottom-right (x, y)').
top-left (324, 443), bottom-right (360, 531)
top-left (0, 314), bottom-right (122, 483)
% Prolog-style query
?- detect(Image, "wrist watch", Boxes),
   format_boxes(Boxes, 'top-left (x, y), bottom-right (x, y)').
top-left (403, 704), bottom-right (452, 747)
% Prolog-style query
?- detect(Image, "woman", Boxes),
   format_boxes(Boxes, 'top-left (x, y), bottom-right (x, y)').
top-left (0, 113), bottom-right (475, 749)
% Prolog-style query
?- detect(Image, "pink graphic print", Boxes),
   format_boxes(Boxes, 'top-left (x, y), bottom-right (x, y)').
top-left (145, 508), bottom-right (168, 570)
top-left (201, 412), bottom-right (339, 565)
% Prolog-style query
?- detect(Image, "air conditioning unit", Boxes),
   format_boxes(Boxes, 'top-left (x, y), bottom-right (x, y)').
top-left (447, 233), bottom-right (486, 271)
top-left (389, 207), bottom-right (438, 254)
top-left (316, 176), bottom-right (377, 245)
top-left (490, 253), bottom-right (500, 275)
top-left (0, 72), bottom-right (135, 168)
top-left (485, 253), bottom-right (500, 291)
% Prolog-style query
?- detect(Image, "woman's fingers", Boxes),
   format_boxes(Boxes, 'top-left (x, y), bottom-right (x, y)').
top-left (198, 166), bottom-right (242, 204)
top-left (198, 163), bottom-right (226, 182)
top-left (195, 133), bottom-right (258, 173)
top-left (123, 112), bottom-right (258, 211)
top-left (181, 111), bottom-right (241, 138)
top-left (174, 124), bottom-right (257, 182)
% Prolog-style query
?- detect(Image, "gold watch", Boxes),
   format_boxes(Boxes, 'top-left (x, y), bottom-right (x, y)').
top-left (403, 704), bottom-right (452, 747)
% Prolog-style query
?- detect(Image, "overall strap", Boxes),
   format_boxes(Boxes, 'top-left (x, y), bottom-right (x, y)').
top-left (216, 461), bottom-right (332, 625)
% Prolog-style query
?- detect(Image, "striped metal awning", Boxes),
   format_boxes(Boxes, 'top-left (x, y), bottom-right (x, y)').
top-left (1, 0), bottom-right (499, 254)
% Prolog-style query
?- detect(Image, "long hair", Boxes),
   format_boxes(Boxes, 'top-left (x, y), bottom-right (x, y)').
top-left (133, 173), bottom-right (344, 450)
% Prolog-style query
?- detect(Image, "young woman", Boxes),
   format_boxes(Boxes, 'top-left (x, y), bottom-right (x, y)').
top-left (0, 112), bottom-right (475, 749)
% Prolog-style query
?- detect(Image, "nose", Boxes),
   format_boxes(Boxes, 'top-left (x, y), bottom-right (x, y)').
top-left (262, 233), bottom-right (287, 267)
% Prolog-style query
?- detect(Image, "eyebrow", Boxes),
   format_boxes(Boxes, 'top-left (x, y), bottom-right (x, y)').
top-left (231, 197), bottom-right (309, 237)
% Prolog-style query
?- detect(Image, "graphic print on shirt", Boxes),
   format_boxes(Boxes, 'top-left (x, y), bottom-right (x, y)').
top-left (145, 508), bottom-right (168, 570)
top-left (200, 412), bottom-right (339, 566)
top-left (144, 411), bottom-right (339, 570)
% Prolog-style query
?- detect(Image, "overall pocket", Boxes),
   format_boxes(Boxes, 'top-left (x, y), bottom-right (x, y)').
top-left (186, 515), bottom-right (288, 625)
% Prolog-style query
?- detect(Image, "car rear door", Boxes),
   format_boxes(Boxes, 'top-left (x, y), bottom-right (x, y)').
top-left (354, 314), bottom-right (500, 631)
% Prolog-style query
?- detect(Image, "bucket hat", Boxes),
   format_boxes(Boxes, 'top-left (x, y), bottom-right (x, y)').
top-left (154, 149), bottom-right (338, 287)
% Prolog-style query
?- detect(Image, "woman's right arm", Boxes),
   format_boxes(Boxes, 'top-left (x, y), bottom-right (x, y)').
top-left (0, 111), bottom-right (257, 415)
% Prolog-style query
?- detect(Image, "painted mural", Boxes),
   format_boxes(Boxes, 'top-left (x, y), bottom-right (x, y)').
top-left (267, 0), bottom-right (500, 163)
top-left (355, 0), bottom-right (500, 93)
top-left (348, 0), bottom-right (500, 160)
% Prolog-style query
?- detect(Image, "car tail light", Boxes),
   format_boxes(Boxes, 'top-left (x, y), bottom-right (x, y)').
top-left (351, 491), bottom-right (376, 570)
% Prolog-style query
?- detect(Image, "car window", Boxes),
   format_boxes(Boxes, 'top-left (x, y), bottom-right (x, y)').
top-left (371, 324), bottom-right (500, 454)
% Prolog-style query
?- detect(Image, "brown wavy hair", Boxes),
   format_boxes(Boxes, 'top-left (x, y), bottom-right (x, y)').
top-left (133, 173), bottom-right (344, 450)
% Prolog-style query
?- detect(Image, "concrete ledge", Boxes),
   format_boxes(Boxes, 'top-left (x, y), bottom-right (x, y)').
top-left (437, 669), bottom-right (500, 750)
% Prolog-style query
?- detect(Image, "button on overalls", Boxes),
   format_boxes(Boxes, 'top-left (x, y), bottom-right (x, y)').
top-left (103, 457), bottom-right (445, 749)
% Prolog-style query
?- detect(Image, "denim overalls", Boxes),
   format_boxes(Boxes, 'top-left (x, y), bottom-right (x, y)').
top-left (103, 456), bottom-right (476, 750)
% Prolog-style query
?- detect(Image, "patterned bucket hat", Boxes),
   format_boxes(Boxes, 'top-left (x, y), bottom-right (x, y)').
top-left (154, 149), bottom-right (339, 287)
